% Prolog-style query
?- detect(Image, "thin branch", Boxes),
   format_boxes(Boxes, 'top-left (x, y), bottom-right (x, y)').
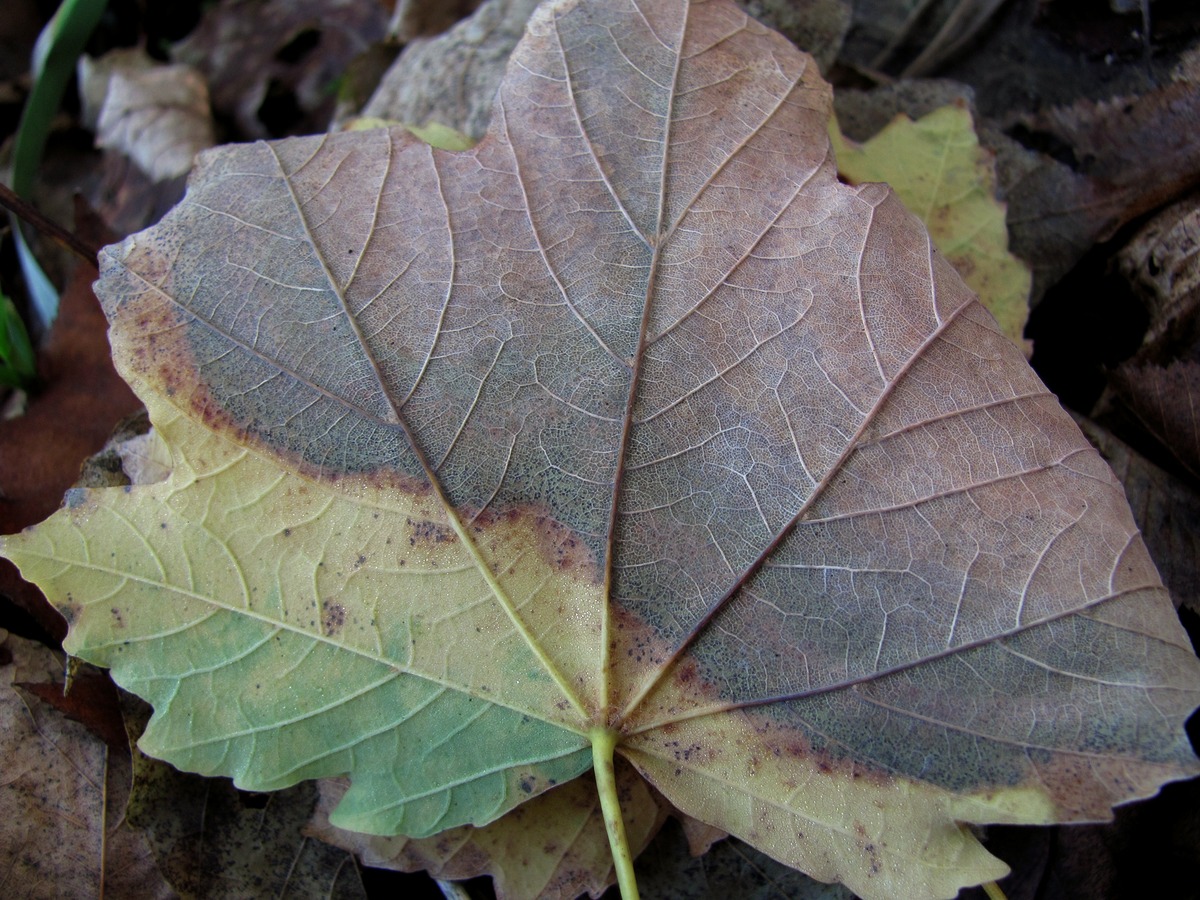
top-left (0, 181), bottom-right (100, 264)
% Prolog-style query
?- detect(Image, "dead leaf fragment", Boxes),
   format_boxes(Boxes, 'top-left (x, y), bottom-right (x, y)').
top-left (1023, 83), bottom-right (1200, 197)
top-left (1110, 360), bottom-right (1200, 481)
top-left (0, 631), bottom-right (174, 900)
top-left (123, 698), bottom-right (367, 900)
top-left (173, 0), bottom-right (387, 138)
top-left (359, 0), bottom-right (541, 140)
top-left (1117, 190), bottom-right (1200, 353)
top-left (387, 0), bottom-right (484, 41)
top-left (19, 661), bottom-right (127, 752)
top-left (634, 820), bottom-right (855, 900)
top-left (1075, 415), bottom-right (1200, 612)
top-left (1002, 74), bottom-right (1200, 303)
top-left (96, 62), bottom-right (215, 182)
top-left (78, 47), bottom-right (156, 130)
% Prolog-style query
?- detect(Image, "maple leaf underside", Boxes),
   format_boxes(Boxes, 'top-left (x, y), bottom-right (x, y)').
top-left (4, 0), bottom-right (1199, 897)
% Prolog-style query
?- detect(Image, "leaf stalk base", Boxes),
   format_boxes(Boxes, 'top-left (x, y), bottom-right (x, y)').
top-left (590, 727), bottom-right (640, 900)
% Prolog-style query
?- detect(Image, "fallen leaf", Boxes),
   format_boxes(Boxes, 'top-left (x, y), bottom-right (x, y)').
top-left (1021, 83), bottom-right (1200, 203)
top-left (95, 60), bottom-right (215, 182)
top-left (172, 0), bottom-right (387, 139)
top-left (122, 698), bottom-right (367, 900)
top-left (0, 631), bottom-right (174, 899)
top-left (310, 763), bottom-right (665, 900)
top-left (387, 0), bottom-right (484, 42)
top-left (830, 101), bottom-right (1031, 348)
top-left (1108, 360), bottom-right (1200, 482)
top-left (113, 425), bottom-right (174, 487)
top-left (19, 660), bottom-right (127, 752)
top-left (1116, 191), bottom-right (1200, 354)
top-left (832, 78), bottom-right (976, 142)
top-left (358, 0), bottom-right (850, 141)
top-left (633, 819), bottom-right (855, 900)
top-left (984, 142), bottom-right (1103, 309)
top-left (1075, 414), bottom-right (1200, 612)
top-left (78, 47), bottom-right (157, 131)
top-left (358, 0), bottom-right (551, 141)
top-left (1001, 74), bottom-right (1200, 304)
top-left (4, 1), bottom-right (1199, 898)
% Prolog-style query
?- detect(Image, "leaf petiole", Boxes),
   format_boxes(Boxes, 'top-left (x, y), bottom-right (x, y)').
top-left (590, 727), bottom-right (640, 900)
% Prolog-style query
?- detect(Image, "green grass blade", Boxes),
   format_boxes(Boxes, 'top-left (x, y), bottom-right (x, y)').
top-left (8, 0), bottom-right (107, 329)
top-left (0, 291), bottom-right (37, 389)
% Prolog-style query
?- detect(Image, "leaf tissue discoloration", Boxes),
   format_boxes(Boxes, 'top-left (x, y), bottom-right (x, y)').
top-left (5, 0), bottom-right (1199, 897)
top-left (321, 600), bottom-right (346, 636)
top-left (406, 517), bottom-right (458, 546)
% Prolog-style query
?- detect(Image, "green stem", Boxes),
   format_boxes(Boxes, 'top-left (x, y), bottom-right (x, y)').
top-left (590, 727), bottom-right (639, 900)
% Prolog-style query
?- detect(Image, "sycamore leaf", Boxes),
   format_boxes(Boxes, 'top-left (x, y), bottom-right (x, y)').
top-left (4, 0), bottom-right (1199, 897)
top-left (829, 103), bottom-right (1031, 349)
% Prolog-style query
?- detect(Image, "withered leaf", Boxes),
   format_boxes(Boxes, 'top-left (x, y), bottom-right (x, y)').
top-left (1110, 360), bottom-right (1200, 482)
top-left (4, 0), bottom-right (1198, 897)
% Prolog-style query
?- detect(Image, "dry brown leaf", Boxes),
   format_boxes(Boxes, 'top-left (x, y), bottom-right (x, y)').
top-left (1117, 191), bottom-right (1200, 354)
top-left (96, 62), bottom-right (215, 182)
top-left (1076, 414), bottom-right (1200, 612)
top-left (1003, 76), bottom-right (1200, 304)
top-left (0, 631), bottom-right (174, 899)
top-left (359, 0), bottom-right (541, 140)
top-left (172, 0), bottom-right (387, 138)
top-left (1109, 360), bottom-right (1200, 482)
top-left (122, 696), bottom-right (368, 900)
top-left (387, 0), bottom-right (485, 41)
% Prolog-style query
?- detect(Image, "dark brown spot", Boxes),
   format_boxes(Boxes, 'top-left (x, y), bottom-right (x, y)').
top-left (406, 516), bottom-right (458, 544)
top-left (321, 599), bottom-right (346, 636)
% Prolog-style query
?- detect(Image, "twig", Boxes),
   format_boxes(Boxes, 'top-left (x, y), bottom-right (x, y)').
top-left (0, 181), bottom-right (100, 264)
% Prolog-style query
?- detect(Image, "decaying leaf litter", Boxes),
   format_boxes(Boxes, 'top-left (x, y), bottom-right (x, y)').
top-left (2, 0), bottom-right (1200, 898)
